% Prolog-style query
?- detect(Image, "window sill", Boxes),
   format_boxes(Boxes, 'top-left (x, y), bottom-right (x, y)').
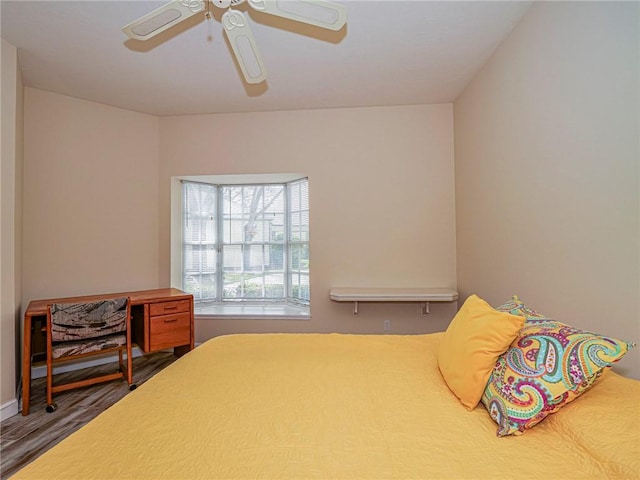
top-left (195, 303), bottom-right (310, 320)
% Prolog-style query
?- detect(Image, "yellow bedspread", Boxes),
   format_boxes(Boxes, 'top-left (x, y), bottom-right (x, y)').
top-left (12, 333), bottom-right (640, 479)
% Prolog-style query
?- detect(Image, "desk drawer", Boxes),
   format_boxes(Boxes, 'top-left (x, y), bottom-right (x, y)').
top-left (149, 299), bottom-right (190, 317)
top-left (149, 312), bottom-right (191, 351)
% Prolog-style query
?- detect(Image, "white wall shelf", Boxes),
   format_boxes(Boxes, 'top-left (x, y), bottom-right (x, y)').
top-left (329, 287), bottom-right (458, 316)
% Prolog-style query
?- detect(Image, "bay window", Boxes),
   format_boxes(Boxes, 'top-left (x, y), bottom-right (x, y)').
top-left (182, 177), bottom-right (309, 316)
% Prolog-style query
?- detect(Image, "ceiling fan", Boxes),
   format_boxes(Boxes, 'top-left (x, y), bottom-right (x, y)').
top-left (122, 0), bottom-right (347, 85)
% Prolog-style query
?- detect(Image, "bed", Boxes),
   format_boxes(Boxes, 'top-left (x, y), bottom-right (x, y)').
top-left (11, 298), bottom-right (640, 480)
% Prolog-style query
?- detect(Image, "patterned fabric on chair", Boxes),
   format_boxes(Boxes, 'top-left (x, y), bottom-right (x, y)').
top-left (46, 297), bottom-right (135, 412)
top-left (50, 298), bottom-right (128, 358)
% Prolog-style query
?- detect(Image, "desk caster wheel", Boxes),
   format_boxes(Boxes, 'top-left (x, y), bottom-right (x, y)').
top-left (46, 403), bottom-right (57, 413)
top-left (129, 384), bottom-right (137, 391)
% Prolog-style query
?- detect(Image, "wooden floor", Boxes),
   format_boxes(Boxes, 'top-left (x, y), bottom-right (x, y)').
top-left (0, 352), bottom-right (177, 480)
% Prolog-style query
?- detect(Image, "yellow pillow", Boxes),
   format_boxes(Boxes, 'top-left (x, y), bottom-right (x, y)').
top-left (437, 294), bottom-right (525, 410)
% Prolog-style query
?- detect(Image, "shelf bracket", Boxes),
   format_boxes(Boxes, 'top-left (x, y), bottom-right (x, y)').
top-left (422, 301), bottom-right (430, 316)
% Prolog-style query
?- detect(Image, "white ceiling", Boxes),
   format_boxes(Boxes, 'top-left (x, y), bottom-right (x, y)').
top-left (1, 0), bottom-right (532, 116)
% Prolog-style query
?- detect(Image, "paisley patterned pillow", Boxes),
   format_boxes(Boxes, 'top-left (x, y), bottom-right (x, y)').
top-left (482, 296), bottom-right (635, 437)
top-left (493, 295), bottom-right (548, 320)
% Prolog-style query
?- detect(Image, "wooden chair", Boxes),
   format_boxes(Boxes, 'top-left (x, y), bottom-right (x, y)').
top-left (45, 296), bottom-right (135, 412)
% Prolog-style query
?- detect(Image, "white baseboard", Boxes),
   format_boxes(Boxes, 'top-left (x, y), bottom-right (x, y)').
top-left (32, 346), bottom-right (144, 379)
top-left (1, 398), bottom-right (19, 421)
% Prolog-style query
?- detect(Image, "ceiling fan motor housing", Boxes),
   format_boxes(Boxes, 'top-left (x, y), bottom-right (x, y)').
top-left (211, 0), bottom-right (245, 8)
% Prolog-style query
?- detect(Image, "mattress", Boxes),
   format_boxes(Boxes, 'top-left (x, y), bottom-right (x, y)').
top-left (12, 333), bottom-right (640, 479)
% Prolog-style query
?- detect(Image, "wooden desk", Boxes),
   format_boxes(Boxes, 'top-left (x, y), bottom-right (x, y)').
top-left (22, 288), bottom-right (194, 416)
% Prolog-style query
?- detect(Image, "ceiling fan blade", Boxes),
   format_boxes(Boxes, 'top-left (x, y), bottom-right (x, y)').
top-left (122, 0), bottom-right (205, 41)
top-left (247, 0), bottom-right (347, 31)
top-left (222, 10), bottom-right (267, 84)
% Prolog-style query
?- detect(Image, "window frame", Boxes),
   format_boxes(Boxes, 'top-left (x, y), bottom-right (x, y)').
top-left (181, 177), bottom-right (310, 316)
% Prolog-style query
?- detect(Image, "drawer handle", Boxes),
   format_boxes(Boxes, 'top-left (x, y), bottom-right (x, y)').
top-left (163, 305), bottom-right (178, 310)
top-left (164, 318), bottom-right (178, 323)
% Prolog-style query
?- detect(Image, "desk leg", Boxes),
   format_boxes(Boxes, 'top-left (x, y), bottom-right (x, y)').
top-left (173, 345), bottom-right (190, 357)
top-left (22, 315), bottom-right (32, 416)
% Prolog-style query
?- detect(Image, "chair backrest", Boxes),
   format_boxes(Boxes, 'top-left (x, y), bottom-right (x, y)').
top-left (50, 297), bottom-right (129, 342)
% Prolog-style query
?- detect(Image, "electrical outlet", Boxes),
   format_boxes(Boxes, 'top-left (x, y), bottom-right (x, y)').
top-left (384, 320), bottom-right (391, 332)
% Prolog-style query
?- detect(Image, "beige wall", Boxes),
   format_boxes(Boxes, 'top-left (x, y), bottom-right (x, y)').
top-left (21, 94), bottom-right (457, 346)
top-left (22, 89), bottom-right (161, 301)
top-left (159, 105), bottom-right (458, 339)
top-left (1, 39), bottom-right (24, 417)
top-left (454, 1), bottom-right (639, 378)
